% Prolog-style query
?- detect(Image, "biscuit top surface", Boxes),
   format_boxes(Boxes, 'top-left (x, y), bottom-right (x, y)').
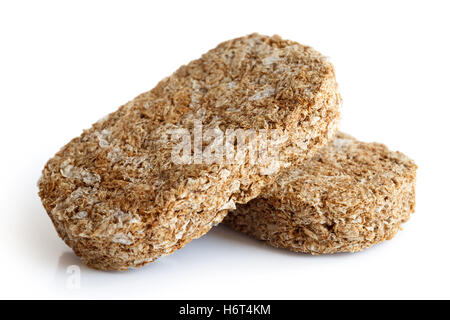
top-left (39, 33), bottom-right (337, 234)
top-left (168, 33), bottom-right (334, 130)
top-left (266, 132), bottom-right (417, 210)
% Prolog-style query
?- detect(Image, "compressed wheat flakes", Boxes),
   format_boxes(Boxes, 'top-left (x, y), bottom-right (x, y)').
top-left (225, 132), bottom-right (417, 254)
top-left (38, 33), bottom-right (341, 270)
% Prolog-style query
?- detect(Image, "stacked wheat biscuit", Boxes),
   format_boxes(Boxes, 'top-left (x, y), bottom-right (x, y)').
top-left (224, 132), bottom-right (417, 254)
top-left (38, 33), bottom-right (415, 270)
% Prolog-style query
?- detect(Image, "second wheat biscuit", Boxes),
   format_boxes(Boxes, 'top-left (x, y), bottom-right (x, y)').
top-left (225, 133), bottom-right (417, 254)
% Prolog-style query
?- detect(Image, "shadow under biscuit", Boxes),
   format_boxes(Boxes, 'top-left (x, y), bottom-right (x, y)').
top-left (214, 224), bottom-right (373, 259)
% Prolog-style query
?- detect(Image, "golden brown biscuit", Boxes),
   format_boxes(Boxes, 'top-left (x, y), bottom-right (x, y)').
top-left (225, 133), bottom-right (417, 254)
top-left (38, 34), bottom-right (340, 270)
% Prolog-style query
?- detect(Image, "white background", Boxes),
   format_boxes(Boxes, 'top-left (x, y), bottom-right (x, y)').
top-left (1, 0), bottom-right (449, 299)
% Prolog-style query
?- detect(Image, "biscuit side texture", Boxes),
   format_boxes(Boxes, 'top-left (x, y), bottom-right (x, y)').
top-left (224, 132), bottom-right (417, 254)
top-left (38, 33), bottom-right (341, 270)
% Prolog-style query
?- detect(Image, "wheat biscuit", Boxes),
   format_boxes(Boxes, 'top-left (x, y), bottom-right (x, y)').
top-left (225, 132), bottom-right (417, 254)
top-left (38, 33), bottom-right (340, 270)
